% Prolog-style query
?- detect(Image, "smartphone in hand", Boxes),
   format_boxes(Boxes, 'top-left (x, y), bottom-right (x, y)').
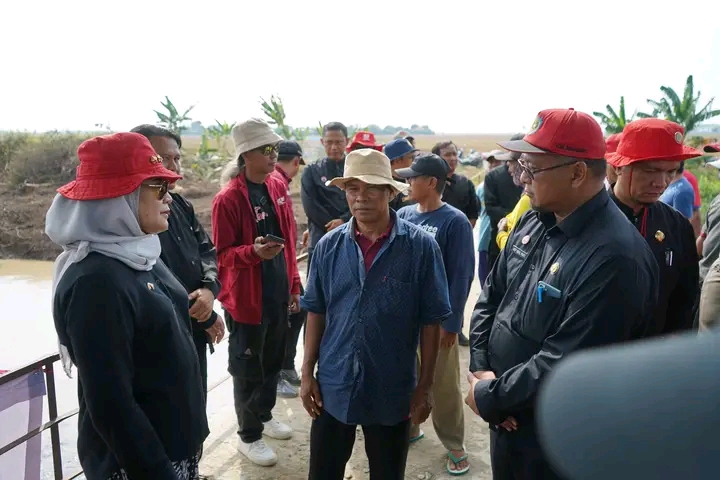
top-left (265, 234), bottom-right (286, 245)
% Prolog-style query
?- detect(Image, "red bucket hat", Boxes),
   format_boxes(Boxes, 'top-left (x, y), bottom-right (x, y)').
top-left (605, 119), bottom-right (702, 168)
top-left (57, 132), bottom-right (182, 201)
top-left (704, 143), bottom-right (720, 153)
top-left (347, 131), bottom-right (384, 152)
top-left (498, 108), bottom-right (606, 160)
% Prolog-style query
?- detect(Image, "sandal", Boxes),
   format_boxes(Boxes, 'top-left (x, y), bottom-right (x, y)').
top-left (409, 430), bottom-right (424, 443)
top-left (446, 451), bottom-right (470, 476)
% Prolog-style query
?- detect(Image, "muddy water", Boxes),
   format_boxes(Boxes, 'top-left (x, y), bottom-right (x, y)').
top-left (0, 259), bottom-right (238, 479)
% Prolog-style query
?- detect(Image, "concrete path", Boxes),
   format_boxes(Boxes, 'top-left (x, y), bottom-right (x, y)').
top-left (198, 270), bottom-right (492, 480)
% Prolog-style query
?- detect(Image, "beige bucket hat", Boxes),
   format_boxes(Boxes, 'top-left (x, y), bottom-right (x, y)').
top-left (326, 148), bottom-right (409, 195)
top-left (232, 118), bottom-right (283, 157)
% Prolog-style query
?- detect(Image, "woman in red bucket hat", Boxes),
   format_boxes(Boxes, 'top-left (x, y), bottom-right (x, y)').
top-left (45, 132), bottom-right (209, 480)
top-left (606, 118), bottom-right (701, 336)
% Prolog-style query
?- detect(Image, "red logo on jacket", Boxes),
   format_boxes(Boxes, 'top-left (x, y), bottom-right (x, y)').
top-left (254, 206), bottom-right (268, 223)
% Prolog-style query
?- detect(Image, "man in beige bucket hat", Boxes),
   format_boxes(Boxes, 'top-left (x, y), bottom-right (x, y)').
top-left (212, 117), bottom-right (302, 467)
top-left (300, 148), bottom-right (453, 479)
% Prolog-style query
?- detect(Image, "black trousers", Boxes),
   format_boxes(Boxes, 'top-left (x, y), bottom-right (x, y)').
top-left (225, 301), bottom-right (288, 443)
top-left (192, 330), bottom-right (209, 402)
top-left (308, 410), bottom-right (411, 480)
top-left (192, 330), bottom-right (208, 460)
top-left (283, 284), bottom-right (306, 371)
top-left (490, 427), bottom-right (566, 480)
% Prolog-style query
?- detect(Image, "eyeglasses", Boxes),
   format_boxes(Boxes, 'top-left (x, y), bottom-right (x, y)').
top-left (255, 144), bottom-right (279, 156)
top-left (519, 159), bottom-right (579, 180)
top-left (145, 180), bottom-right (169, 199)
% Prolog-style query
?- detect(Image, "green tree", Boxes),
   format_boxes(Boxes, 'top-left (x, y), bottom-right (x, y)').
top-left (154, 96), bottom-right (195, 134)
top-left (637, 75), bottom-right (720, 133)
top-left (260, 95), bottom-right (306, 141)
top-left (593, 96), bottom-right (636, 134)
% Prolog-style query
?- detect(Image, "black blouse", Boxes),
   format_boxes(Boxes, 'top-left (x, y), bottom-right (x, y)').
top-left (53, 252), bottom-right (209, 480)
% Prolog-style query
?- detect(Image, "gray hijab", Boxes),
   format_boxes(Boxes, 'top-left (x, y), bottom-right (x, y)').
top-left (45, 190), bottom-right (161, 377)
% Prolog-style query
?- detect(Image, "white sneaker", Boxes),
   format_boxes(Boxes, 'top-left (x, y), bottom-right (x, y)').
top-left (263, 418), bottom-right (293, 440)
top-left (237, 438), bottom-right (277, 466)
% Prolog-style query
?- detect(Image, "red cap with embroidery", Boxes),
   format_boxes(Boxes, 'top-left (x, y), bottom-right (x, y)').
top-left (57, 132), bottom-right (182, 201)
top-left (605, 119), bottom-right (702, 168)
top-left (347, 130), bottom-right (384, 152)
top-left (498, 108), bottom-right (606, 160)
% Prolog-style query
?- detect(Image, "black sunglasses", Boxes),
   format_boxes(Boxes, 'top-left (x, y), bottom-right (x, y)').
top-left (145, 180), bottom-right (170, 199)
top-left (519, 159), bottom-right (579, 180)
top-left (255, 144), bottom-right (279, 156)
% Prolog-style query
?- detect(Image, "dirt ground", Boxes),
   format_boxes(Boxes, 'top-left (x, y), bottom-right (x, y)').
top-left (198, 270), bottom-right (492, 480)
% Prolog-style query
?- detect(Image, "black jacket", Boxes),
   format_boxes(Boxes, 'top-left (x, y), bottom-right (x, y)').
top-left (301, 157), bottom-right (351, 250)
top-left (442, 173), bottom-right (481, 222)
top-left (611, 194), bottom-right (699, 334)
top-left (159, 192), bottom-right (221, 339)
top-left (483, 164), bottom-right (523, 266)
top-left (53, 253), bottom-right (209, 480)
top-left (469, 189), bottom-right (658, 426)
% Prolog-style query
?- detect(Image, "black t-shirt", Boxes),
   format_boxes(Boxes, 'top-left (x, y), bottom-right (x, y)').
top-left (247, 179), bottom-right (289, 300)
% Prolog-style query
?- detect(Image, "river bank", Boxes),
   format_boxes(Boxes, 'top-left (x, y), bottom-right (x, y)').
top-left (0, 181), bottom-right (308, 260)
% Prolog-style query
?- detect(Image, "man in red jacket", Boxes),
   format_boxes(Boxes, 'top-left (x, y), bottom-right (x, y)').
top-left (212, 118), bottom-right (302, 467)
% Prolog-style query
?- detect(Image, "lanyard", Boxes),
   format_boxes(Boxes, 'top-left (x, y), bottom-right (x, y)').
top-left (638, 208), bottom-right (649, 238)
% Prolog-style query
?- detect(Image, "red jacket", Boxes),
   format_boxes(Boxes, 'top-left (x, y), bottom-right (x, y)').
top-left (212, 171), bottom-right (301, 325)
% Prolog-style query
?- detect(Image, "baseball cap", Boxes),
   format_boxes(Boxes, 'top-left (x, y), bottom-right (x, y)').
top-left (606, 133), bottom-right (622, 154)
top-left (499, 108), bottom-right (606, 160)
top-left (704, 143), bottom-right (720, 153)
top-left (383, 138), bottom-right (417, 161)
top-left (485, 149), bottom-right (514, 162)
top-left (278, 140), bottom-right (305, 164)
top-left (394, 153), bottom-right (449, 180)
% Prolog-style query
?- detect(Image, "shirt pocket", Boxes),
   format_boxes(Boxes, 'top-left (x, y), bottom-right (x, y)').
top-left (488, 320), bottom-right (543, 373)
top-left (517, 282), bottom-right (565, 343)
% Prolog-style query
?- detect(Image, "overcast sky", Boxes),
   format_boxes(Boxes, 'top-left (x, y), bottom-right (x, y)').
top-left (2, 0), bottom-right (718, 134)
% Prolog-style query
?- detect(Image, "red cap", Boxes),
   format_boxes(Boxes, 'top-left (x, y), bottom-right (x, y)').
top-left (605, 119), bottom-right (702, 168)
top-left (606, 133), bottom-right (622, 154)
top-left (704, 143), bottom-right (720, 153)
top-left (347, 130), bottom-right (384, 152)
top-left (498, 108), bottom-right (606, 160)
top-left (57, 132), bottom-right (182, 201)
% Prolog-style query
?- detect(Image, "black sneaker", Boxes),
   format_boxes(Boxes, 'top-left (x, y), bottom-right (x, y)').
top-left (281, 369), bottom-right (302, 386)
top-left (458, 332), bottom-right (470, 346)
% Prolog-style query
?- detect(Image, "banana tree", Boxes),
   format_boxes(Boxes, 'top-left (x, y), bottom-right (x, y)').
top-left (154, 96), bottom-right (195, 134)
top-left (593, 96), bottom-right (636, 134)
top-left (260, 95), bottom-right (308, 140)
top-left (206, 120), bottom-right (235, 157)
top-left (637, 75), bottom-right (720, 133)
